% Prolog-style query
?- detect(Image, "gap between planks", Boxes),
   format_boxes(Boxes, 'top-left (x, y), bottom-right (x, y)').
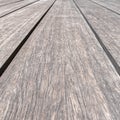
top-left (0, 0), bottom-right (56, 76)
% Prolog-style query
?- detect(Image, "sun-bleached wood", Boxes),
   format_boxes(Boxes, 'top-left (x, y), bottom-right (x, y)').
top-left (91, 0), bottom-right (120, 14)
top-left (0, 0), bottom-right (23, 6)
top-left (0, 0), bottom-right (120, 119)
top-left (0, 0), bottom-right (55, 68)
top-left (75, 0), bottom-right (120, 67)
top-left (0, 0), bottom-right (40, 17)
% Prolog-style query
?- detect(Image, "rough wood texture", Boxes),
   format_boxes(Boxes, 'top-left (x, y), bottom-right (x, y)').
top-left (0, 0), bottom-right (120, 119)
top-left (0, 0), bottom-right (23, 6)
top-left (75, 0), bottom-right (120, 67)
top-left (91, 0), bottom-right (120, 15)
top-left (0, 0), bottom-right (40, 18)
top-left (0, 0), bottom-right (54, 68)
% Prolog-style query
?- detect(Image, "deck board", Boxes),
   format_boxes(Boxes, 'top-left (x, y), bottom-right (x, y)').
top-left (0, 0), bottom-right (40, 18)
top-left (0, 0), bottom-right (23, 6)
top-left (0, 0), bottom-right (55, 68)
top-left (91, 0), bottom-right (120, 15)
top-left (75, 0), bottom-right (120, 67)
top-left (0, 0), bottom-right (120, 119)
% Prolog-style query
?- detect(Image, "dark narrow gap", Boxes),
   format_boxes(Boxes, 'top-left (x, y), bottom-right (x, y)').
top-left (0, 0), bottom-right (25, 7)
top-left (0, 0), bottom-right (40, 18)
top-left (0, 0), bottom-right (56, 76)
top-left (89, 0), bottom-right (120, 16)
top-left (73, 0), bottom-right (120, 76)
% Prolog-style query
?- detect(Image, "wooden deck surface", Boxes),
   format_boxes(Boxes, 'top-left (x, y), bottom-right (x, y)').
top-left (0, 0), bottom-right (40, 18)
top-left (0, 0), bottom-right (120, 119)
top-left (0, 0), bottom-right (23, 6)
top-left (91, 0), bottom-right (120, 15)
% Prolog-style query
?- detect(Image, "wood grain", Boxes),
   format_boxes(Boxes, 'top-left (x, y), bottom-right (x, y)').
top-left (0, 0), bottom-right (40, 18)
top-left (0, 0), bottom-right (120, 119)
top-left (90, 0), bottom-right (120, 15)
top-left (75, 0), bottom-right (120, 67)
top-left (0, 0), bottom-right (23, 6)
top-left (0, 0), bottom-right (55, 68)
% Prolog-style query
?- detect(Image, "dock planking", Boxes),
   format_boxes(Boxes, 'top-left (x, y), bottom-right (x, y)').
top-left (0, 0), bottom-right (55, 69)
top-left (74, 0), bottom-right (120, 69)
top-left (0, 0), bottom-right (40, 18)
top-left (0, 0), bottom-right (120, 119)
top-left (0, 0), bottom-right (24, 7)
top-left (90, 0), bottom-right (120, 15)
top-left (0, 0), bottom-right (23, 6)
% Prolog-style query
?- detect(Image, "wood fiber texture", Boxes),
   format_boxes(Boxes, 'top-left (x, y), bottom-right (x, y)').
top-left (0, 0), bottom-right (120, 119)
top-left (91, 0), bottom-right (120, 14)
top-left (0, 0), bottom-right (54, 68)
top-left (75, 0), bottom-right (120, 66)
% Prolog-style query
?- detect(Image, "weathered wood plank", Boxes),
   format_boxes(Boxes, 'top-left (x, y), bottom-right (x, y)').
top-left (91, 0), bottom-right (120, 15)
top-left (0, 0), bottom-right (40, 18)
top-left (75, 0), bottom-right (120, 67)
top-left (0, 0), bottom-right (55, 69)
top-left (0, 0), bottom-right (120, 119)
top-left (0, 0), bottom-right (23, 6)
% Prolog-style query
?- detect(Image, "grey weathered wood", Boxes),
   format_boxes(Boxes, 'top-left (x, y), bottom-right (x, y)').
top-left (75, 0), bottom-right (120, 67)
top-left (0, 0), bottom-right (23, 6)
top-left (0, 0), bottom-right (55, 68)
top-left (0, 0), bottom-right (40, 18)
top-left (0, 0), bottom-right (24, 7)
top-left (91, 0), bottom-right (120, 15)
top-left (0, 0), bottom-right (120, 119)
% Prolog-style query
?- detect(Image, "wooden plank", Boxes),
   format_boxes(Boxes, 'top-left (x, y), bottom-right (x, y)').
top-left (75, 0), bottom-right (120, 67)
top-left (0, 0), bottom-right (23, 6)
top-left (0, 0), bottom-right (40, 18)
top-left (0, 0), bottom-right (120, 119)
top-left (0, 0), bottom-right (55, 68)
top-left (90, 0), bottom-right (120, 15)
